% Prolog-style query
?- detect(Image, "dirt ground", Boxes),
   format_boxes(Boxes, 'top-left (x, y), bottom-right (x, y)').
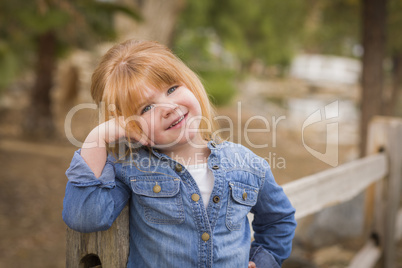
top-left (0, 93), bottom-right (400, 267)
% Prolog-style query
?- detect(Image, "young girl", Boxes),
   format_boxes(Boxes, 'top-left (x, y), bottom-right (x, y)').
top-left (62, 39), bottom-right (296, 268)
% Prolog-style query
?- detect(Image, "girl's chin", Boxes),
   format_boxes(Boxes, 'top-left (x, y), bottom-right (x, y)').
top-left (152, 134), bottom-right (202, 149)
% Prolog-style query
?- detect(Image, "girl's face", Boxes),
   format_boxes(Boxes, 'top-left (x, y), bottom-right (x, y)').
top-left (133, 84), bottom-right (203, 151)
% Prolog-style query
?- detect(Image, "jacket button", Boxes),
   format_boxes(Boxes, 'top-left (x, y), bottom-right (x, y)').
top-left (242, 192), bottom-right (248, 200)
top-left (175, 164), bottom-right (183, 172)
top-left (201, 232), bottom-right (210, 241)
top-left (191, 193), bottom-right (200, 202)
top-left (153, 184), bottom-right (161, 193)
top-left (212, 165), bottom-right (219, 170)
top-left (211, 142), bottom-right (217, 148)
top-left (213, 195), bottom-right (220, 203)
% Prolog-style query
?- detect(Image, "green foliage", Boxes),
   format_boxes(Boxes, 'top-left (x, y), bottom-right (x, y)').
top-left (198, 69), bottom-right (237, 106)
top-left (17, 9), bottom-right (71, 34)
top-left (173, 0), bottom-right (308, 106)
top-left (174, 0), bottom-right (307, 69)
top-left (0, 0), bottom-right (140, 91)
top-left (299, 0), bottom-right (402, 59)
top-left (387, 0), bottom-right (402, 55)
top-left (0, 43), bottom-right (19, 89)
top-left (302, 0), bottom-right (361, 57)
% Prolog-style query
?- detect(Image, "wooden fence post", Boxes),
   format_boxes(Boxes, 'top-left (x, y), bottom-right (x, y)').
top-left (66, 205), bottom-right (130, 268)
top-left (364, 116), bottom-right (402, 268)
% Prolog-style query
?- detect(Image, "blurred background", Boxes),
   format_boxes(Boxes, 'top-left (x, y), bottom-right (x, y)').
top-left (0, 0), bottom-right (401, 267)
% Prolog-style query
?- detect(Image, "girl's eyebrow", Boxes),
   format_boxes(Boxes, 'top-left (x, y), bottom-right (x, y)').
top-left (136, 89), bottom-right (157, 109)
top-left (137, 84), bottom-right (175, 109)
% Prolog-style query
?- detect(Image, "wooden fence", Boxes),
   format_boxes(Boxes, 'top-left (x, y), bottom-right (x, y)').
top-left (283, 116), bottom-right (402, 268)
top-left (66, 116), bottom-right (402, 268)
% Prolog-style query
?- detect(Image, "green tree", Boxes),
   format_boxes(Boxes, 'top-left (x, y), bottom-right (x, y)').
top-left (173, 0), bottom-right (307, 105)
top-left (174, 0), bottom-right (307, 71)
top-left (302, 0), bottom-right (361, 57)
top-left (0, 0), bottom-right (140, 137)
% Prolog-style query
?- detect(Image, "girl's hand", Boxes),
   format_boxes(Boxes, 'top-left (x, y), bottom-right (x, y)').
top-left (91, 117), bottom-right (152, 147)
top-left (248, 261), bottom-right (256, 268)
top-left (81, 117), bottom-right (152, 178)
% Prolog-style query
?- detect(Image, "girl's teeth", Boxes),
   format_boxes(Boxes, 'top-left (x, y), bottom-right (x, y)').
top-left (170, 116), bottom-right (184, 128)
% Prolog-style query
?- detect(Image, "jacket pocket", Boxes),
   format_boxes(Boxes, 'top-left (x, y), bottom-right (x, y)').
top-left (226, 181), bottom-right (258, 231)
top-left (131, 176), bottom-right (185, 224)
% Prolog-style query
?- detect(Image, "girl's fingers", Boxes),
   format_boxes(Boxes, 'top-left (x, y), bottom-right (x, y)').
top-left (127, 132), bottom-right (154, 147)
top-left (115, 116), bottom-right (155, 147)
top-left (248, 261), bottom-right (256, 268)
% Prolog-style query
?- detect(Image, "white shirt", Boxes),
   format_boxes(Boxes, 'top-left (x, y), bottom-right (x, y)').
top-left (185, 163), bottom-right (214, 209)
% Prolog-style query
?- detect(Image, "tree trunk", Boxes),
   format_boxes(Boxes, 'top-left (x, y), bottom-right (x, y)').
top-left (383, 53), bottom-right (402, 116)
top-left (24, 31), bottom-right (57, 138)
top-left (360, 0), bottom-right (387, 156)
top-left (115, 0), bottom-right (185, 46)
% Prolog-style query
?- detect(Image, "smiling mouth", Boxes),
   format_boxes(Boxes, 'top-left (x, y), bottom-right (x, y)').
top-left (167, 114), bottom-right (187, 129)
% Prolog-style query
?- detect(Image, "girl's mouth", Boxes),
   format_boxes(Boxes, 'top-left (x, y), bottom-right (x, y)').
top-left (167, 113), bottom-right (187, 129)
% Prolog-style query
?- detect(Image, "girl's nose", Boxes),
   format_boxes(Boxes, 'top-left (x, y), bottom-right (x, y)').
top-left (158, 103), bottom-right (178, 118)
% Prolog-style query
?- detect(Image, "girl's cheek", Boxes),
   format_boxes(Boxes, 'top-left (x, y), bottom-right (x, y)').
top-left (138, 116), bottom-right (152, 131)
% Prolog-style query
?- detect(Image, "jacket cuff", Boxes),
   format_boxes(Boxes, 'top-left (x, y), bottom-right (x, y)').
top-left (250, 246), bottom-right (280, 268)
top-left (65, 149), bottom-right (116, 188)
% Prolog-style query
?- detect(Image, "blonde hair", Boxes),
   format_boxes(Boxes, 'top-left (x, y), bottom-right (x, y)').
top-left (91, 39), bottom-right (219, 149)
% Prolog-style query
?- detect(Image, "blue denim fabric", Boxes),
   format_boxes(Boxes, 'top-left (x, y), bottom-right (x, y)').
top-left (62, 141), bottom-right (296, 268)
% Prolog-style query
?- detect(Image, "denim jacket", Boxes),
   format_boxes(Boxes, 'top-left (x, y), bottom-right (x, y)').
top-left (62, 141), bottom-right (296, 268)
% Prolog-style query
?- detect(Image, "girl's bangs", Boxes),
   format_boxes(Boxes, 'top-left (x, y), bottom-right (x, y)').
top-left (146, 63), bottom-right (182, 90)
top-left (113, 65), bottom-right (181, 115)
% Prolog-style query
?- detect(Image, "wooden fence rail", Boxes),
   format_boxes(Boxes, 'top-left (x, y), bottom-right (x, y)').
top-left (282, 116), bottom-right (402, 268)
top-left (66, 116), bottom-right (402, 268)
top-left (282, 153), bottom-right (388, 220)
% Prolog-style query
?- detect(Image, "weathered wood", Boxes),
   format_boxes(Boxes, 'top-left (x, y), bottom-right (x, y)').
top-left (365, 119), bottom-right (389, 268)
top-left (360, 116), bottom-right (402, 268)
top-left (378, 117), bottom-right (402, 268)
top-left (364, 115), bottom-right (392, 243)
top-left (282, 153), bottom-right (388, 220)
top-left (66, 206), bottom-right (130, 268)
top-left (363, 118), bottom-right (386, 239)
top-left (347, 239), bottom-right (381, 268)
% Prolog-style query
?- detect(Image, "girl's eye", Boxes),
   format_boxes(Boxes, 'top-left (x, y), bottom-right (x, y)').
top-left (167, 86), bottom-right (178, 95)
top-left (141, 104), bottom-right (154, 114)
